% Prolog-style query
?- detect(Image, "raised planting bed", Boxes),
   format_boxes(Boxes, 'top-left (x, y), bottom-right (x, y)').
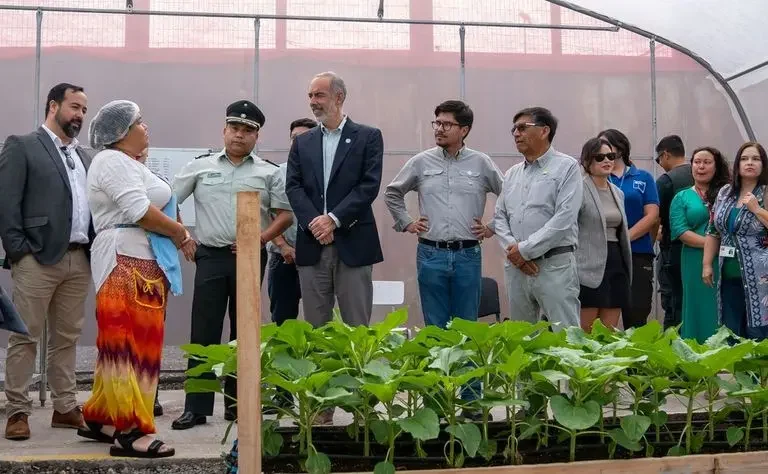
top-left (183, 309), bottom-right (768, 474)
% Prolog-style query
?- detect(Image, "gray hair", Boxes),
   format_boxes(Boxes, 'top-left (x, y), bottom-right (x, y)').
top-left (314, 71), bottom-right (347, 103)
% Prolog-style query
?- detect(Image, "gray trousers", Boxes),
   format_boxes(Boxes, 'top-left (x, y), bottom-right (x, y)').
top-left (297, 245), bottom-right (372, 327)
top-left (504, 252), bottom-right (580, 332)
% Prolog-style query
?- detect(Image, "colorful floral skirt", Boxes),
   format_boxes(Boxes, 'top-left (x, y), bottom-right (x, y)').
top-left (83, 255), bottom-right (167, 434)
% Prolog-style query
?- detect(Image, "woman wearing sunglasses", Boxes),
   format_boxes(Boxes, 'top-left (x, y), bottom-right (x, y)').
top-left (599, 129), bottom-right (659, 328)
top-left (575, 138), bottom-right (632, 331)
top-left (669, 147), bottom-right (730, 342)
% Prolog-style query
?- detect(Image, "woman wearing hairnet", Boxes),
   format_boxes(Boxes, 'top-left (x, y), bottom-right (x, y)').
top-left (76, 100), bottom-right (189, 458)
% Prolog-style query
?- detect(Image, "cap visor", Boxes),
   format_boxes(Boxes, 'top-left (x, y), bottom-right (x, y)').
top-left (226, 117), bottom-right (261, 130)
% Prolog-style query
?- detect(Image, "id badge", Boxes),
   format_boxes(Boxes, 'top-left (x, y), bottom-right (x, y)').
top-left (719, 245), bottom-right (736, 258)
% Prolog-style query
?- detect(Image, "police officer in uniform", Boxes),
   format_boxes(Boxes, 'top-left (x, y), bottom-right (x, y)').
top-left (170, 100), bottom-right (293, 430)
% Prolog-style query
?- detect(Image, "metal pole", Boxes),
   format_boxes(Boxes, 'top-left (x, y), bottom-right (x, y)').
top-left (649, 38), bottom-right (663, 325)
top-left (459, 25), bottom-right (466, 100)
top-left (650, 38), bottom-right (658, 170)
top-left (253, 17), bottom-right (260, 105)
top-left (34, 8), bottom-right (48, 407)
top-left (0, 5), bottom-right (618, 31)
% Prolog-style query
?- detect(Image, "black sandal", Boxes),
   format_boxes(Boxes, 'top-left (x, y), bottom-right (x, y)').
top-left (110, 429), bottom-right (175, 458)
top-left (77, 421), bottom-right (115, 444)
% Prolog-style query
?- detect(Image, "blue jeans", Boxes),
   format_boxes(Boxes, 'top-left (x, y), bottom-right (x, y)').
top-left (416, 242), bottom-right (482, 401)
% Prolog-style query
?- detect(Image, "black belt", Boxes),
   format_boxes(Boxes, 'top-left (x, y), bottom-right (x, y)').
top-left (534, 245), bottom-right (574, 260)
top-left (67, 243), bottom-right (87, 251)
top-left (418, 238), bottom-right (479, 251)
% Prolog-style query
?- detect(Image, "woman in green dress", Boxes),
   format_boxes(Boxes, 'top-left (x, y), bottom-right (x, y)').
top-left (670, 147), bottom-right (731, 342)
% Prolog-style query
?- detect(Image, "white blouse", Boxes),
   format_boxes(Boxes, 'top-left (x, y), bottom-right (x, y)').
top-left (87, 149), bottom-right (172, 292)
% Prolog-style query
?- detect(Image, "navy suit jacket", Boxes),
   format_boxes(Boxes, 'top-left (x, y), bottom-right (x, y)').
top-left (285, 118), bottom-right (384, 268)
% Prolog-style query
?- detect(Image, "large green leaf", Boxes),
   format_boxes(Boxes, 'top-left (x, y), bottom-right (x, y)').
top-left (185, 360), bottom-right (217, 377)
top-left (499, 345), bottom-right (532, 378)
top-left (449, 318), bottom-right (493, 346)
top-left (264, 374), bottom-right (303, 393)
top-left (184, 378), bottom-right (222, 394)
top-left (363, 359), bottom-right (398, 382)
top-left (329, 373), bottom-right (361, 389)
top-left (181, 343), bottom-right (234, 362)
top-left (428, 347), bottom-right (473, 375)
top-left (306, 372), bottom-right (333, 392)
top-left (397, 407), bottom-right (439, 441)
top-left (628, 320), bottom-right (663, 344)
top-left (306, 451), bottom-right (331, 474)
top-left (262, 420), bottom-right (283, 457)
top-left (373, 461), bottom-right (396, 474)
top-left (565, 327), bottom-right (601, 352)
top-left (307, 386), bottom-right (352, 403)
top-left (362, 382), bottom-right (399, 404)
top-left (549, 395), bottom-right (600, 431)
top-left (620, 414), bottom-right (651, 442)
top-left (607, 428), bottom-right (643, 452)
top-left (531, 370), bottom-right (571, 386)
top-left (274, 319), bottom-right (314, 351)
top-left (272, 353), bottom-right (317, 380)
top-left (370, 420), bottom-right (391, 445)
top-left (446, 423), bottom-right (481, 458)
top-left (727, 427), bottom-right (745, 447)
top-left (399, 373), bottom-right (441, 389)
top-left (373, 308), bottom-right (409, 340)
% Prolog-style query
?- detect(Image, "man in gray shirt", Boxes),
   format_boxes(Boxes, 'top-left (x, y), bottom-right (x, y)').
top-left (385, 100), bottom-right (503, 332)
top-left (494, 107), bottom-right (582, 331)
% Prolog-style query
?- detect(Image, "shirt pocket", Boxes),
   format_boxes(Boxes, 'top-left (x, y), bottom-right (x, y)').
top-left (526, 177), bottom-right (558, 212)
top-left (201, 174), bottom-right (224, 186)
top-left (455, 169), bottom-right (482, 194)
top-left (419, 168), bottom-right (445, 195)
top-left (238, 176), bottom-right (269, 192)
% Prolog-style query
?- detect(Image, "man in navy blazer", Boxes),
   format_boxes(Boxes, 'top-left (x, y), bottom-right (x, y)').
top-left (286, 71), bottom-right (384, 329)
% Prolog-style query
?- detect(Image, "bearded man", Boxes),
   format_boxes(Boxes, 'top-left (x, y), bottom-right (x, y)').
top-left (0, 83), bottom-right (94, 440)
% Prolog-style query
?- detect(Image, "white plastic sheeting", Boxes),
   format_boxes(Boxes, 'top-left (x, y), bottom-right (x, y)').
top-left (554, 0), bottom-right (768, 140)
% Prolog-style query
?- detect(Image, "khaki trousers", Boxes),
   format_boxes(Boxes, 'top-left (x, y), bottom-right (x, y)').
top-left (4, 250), bottom-right (91, 417)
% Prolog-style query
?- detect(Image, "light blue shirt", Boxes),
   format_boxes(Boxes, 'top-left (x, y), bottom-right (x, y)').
top-left (320, 115), bottom-right (348, 225)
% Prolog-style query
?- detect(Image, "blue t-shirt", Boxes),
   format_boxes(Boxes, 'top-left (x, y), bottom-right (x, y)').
top-left (608, 164), bottom-right (660, 254)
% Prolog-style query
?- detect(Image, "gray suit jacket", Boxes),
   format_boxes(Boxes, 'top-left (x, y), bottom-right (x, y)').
top-left (576, 173), bottom-right (632, 288)
top-left (0, 127), bottom-right (93, 266)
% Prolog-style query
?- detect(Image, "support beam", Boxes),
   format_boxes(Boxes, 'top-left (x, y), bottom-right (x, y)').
top-left (236, 191), bottom-right (262, 474)
top-left (0, 5), bottom-right (618, 31)
top-left (544, 0), bottom-right (756, 140)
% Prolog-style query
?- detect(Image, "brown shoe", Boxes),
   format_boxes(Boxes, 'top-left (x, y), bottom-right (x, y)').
top-left (5, 413), bottom-right (30, 440)
top-left (51, 406), bottom-right (85, 429)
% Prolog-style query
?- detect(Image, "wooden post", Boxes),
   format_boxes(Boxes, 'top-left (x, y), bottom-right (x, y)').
top-left (236, 191), bottom-right (262, 474)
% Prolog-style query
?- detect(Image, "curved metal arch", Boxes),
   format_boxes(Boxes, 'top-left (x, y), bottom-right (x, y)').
top-left (545, 0), bottom-right (756, 140)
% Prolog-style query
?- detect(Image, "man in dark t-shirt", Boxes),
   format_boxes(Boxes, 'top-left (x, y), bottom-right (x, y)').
top-left (655, 135), bottom-right (693, 330)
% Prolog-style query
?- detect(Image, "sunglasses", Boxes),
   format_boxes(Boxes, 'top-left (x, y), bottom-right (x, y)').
top-left (510, 122), bottom-right (542, 134)
top-left (592, 152), bottom-right (617, 162)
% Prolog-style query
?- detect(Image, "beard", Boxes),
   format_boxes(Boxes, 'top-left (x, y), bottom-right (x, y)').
top-left (56, 110), bottom-right (82, 139)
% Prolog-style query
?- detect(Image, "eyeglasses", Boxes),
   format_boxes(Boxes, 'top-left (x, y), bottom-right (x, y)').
top-left (592, 152), bottom-right (617, 162)
top-left (60, 146), bottom-right (75, 170)
top-left (655, 151), bottom-right (666, 165)
top-left (431, 120), bottom-right (461, 131)
top-left (510, 122), bottom-right (542, 134)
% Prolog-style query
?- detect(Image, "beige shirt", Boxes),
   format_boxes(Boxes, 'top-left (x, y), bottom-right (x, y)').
top-left (597, 185), bottom-right (622, 242)
top-left (384, 146), bottom-right (503, 241)
top-left (172, 151), bottom-right (291, 247)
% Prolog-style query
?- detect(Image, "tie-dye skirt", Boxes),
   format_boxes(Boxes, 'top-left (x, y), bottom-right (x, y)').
top-left (83, 255), bottom-right (167, 434)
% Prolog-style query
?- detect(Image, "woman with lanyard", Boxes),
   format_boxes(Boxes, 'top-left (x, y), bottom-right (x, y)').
top-left (670, 147), bottom-right (730, 342)
top-left (704, 142), bottom-right (768, 340)
top-left (599, 129), bottom-right (660, 328)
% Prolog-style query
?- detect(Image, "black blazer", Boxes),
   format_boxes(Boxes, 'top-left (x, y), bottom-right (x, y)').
top-left (0, 127), bottom-right (94, 267)
top-left (285, 118), bottom-right (384, 267)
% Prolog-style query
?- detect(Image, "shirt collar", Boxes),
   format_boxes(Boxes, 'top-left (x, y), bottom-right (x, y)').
top-left (217, 150), bottom-right (255, 165)
top-left (441, 145), bottom-right (466, 160)
top-left (524, 146), bottom-right (554, 168)
top-left (320, 115), bottom-right (348, 135)
top-left (41, 124), bottom-right (78, 150)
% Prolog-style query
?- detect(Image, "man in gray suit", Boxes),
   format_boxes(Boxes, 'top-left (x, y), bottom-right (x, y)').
top-left (0, 83), bottom-right (93, 440)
